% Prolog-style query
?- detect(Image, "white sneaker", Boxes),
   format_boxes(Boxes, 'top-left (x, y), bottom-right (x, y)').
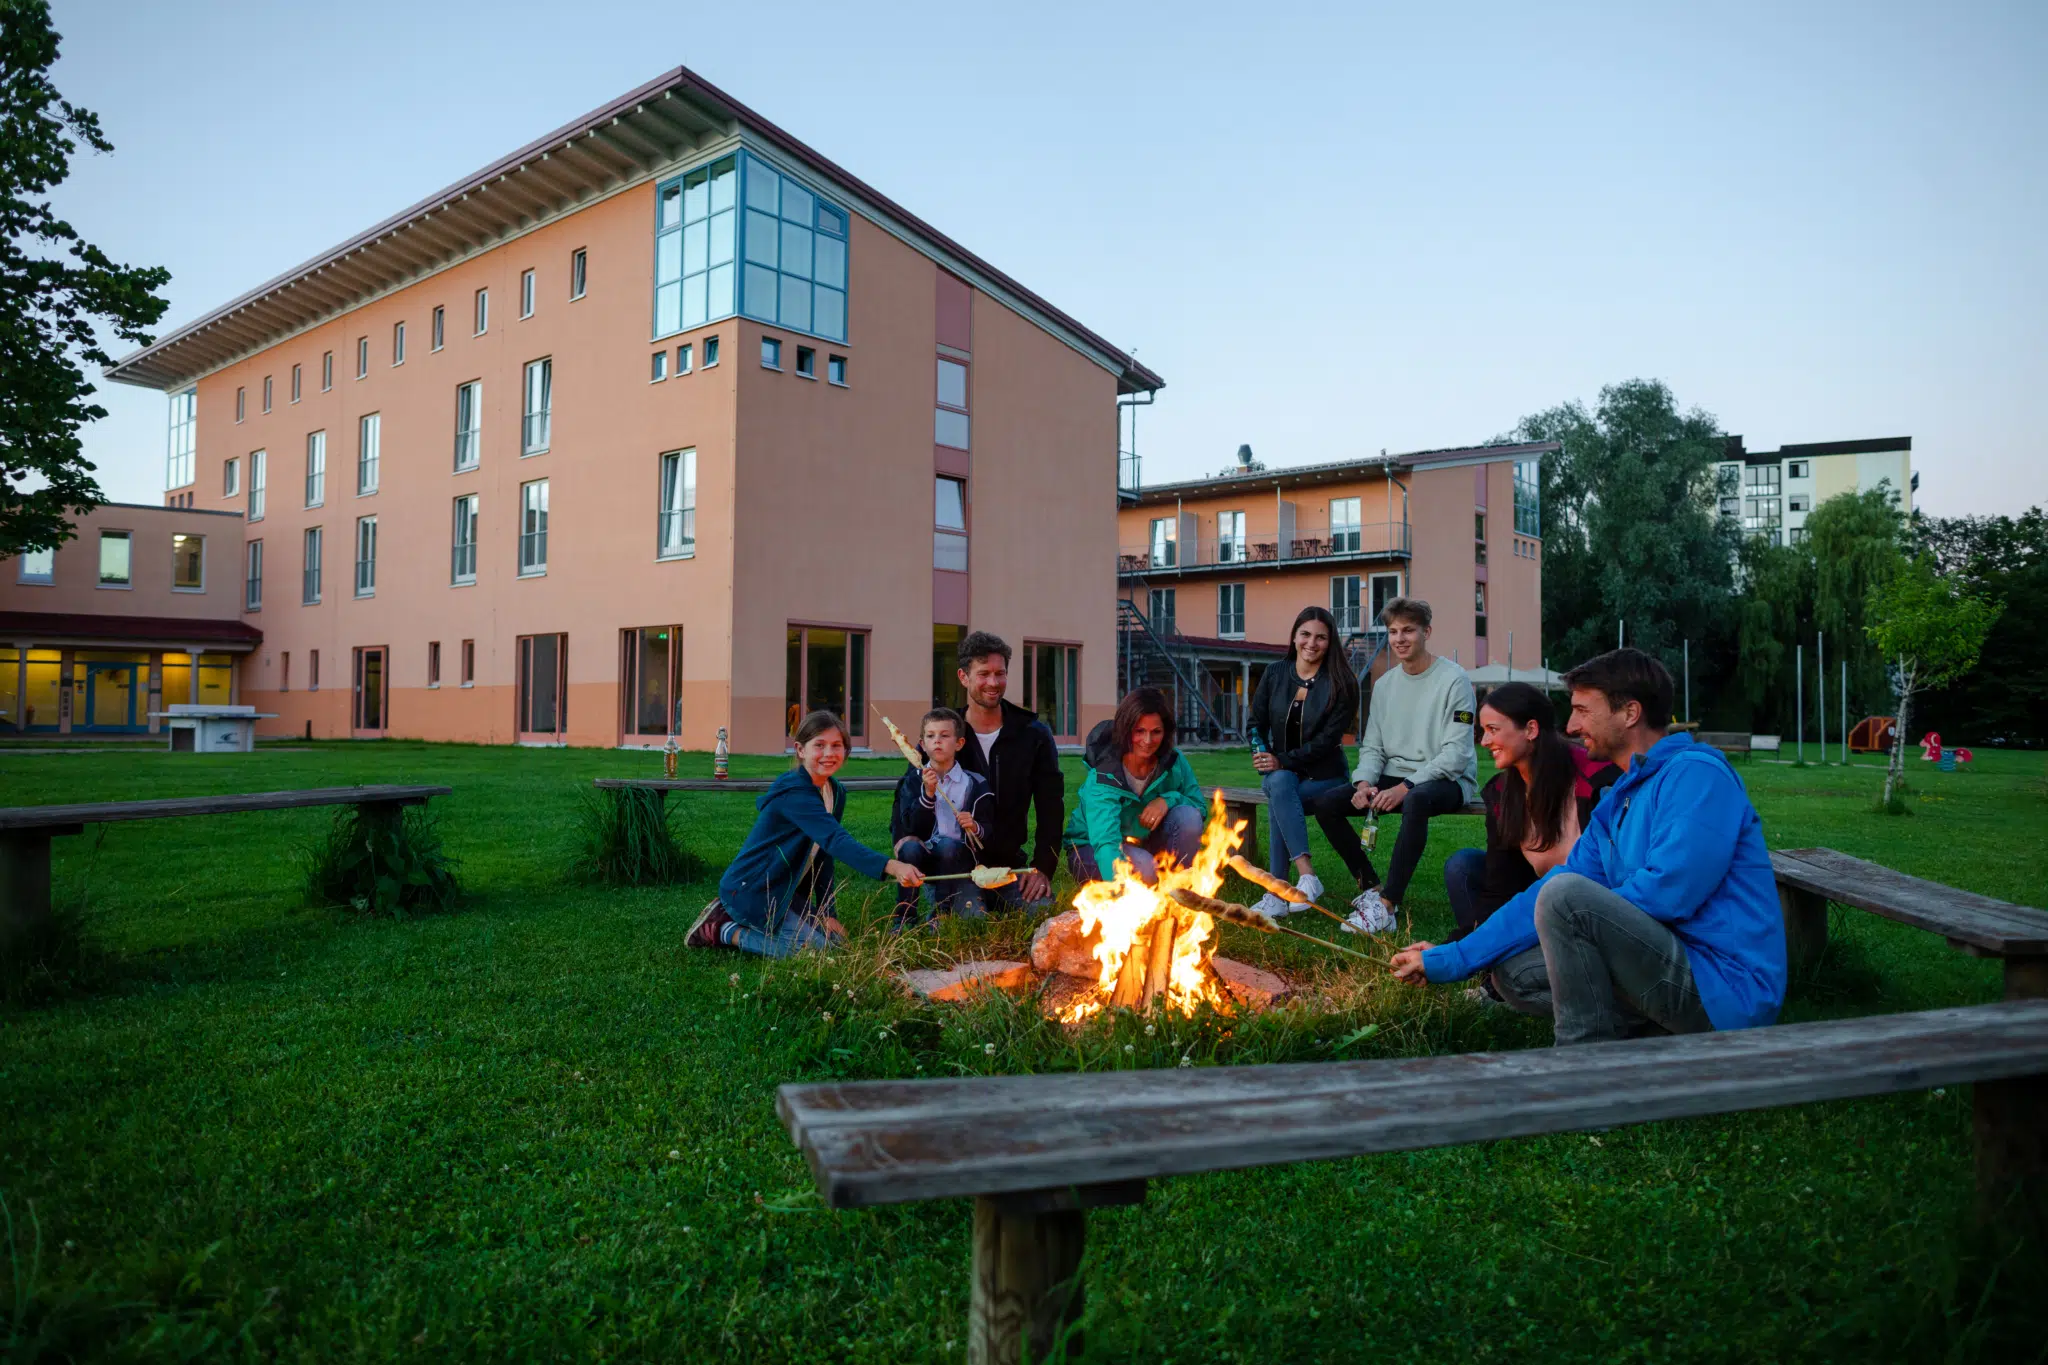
top-left (1295, 873), bottom-right (1325, 907)
top-left (1341, 887), bottom-right (1397, 935)
top-left (1250, 891), bottom-right (1291, 919)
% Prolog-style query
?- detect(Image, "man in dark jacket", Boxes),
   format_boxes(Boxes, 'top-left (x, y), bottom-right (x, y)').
top-left (952, 631), bottom-right (1065, 910)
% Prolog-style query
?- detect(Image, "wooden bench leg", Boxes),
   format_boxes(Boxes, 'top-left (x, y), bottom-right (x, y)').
top-left (0, 830), bottom-right (57, 963)
top-left (1778, 884), bottom-right (1828, 971)
top-left (1222, 800), bottom-right (1260, 866)
top-left (1976, 955), bottom-right (2048, 1227)
top-left (969, 1181), bottom-right (1144, 1365)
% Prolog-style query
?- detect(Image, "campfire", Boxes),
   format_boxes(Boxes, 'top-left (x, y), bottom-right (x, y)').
top-left (1055, 792), bottom-right (1244, 1023)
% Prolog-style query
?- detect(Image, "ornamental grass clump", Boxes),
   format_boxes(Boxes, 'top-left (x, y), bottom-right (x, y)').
top-left (573, 787), bottom-right (706, 886)
top-left (300, 806), bottom-right (461, 918)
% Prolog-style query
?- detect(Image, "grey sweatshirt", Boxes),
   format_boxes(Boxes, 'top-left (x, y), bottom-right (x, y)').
top-left (1351, 655), bottom-right (1480, 804)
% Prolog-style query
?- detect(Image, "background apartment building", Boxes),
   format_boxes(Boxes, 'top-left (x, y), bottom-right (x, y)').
top-left (1717, 435), bottom-right (1916, 545)
top-left (1, 502), bottom-right (253, 735)
top-left (102, 67), bottom-right (1161, 753)
top-left (1114, 440), bottom-right (1552, 738)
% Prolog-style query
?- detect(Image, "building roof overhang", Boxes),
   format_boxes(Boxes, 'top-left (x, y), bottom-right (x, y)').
top-left (1126, 441), bottom-right (1560, 506)
top-left (0, 611), bottom-right (263, 652)
top-left (105, 66), bottom-right (1165, 397)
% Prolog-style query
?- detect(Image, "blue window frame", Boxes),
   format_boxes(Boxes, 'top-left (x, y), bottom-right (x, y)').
top-left (656, 151), bottom-right (849, 345)
top-left (1513, 459), bottom-right (1540, 538)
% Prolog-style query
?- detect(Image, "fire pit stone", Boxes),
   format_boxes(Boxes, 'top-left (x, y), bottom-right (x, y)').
top-left (1029, 910), bottom-right (1102, 977)
top-left (899, 959), bottom-right (1037, 1003)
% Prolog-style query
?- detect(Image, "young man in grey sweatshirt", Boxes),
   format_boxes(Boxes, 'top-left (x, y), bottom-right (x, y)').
top-left (1326, 596), bottom-right (1479, 934)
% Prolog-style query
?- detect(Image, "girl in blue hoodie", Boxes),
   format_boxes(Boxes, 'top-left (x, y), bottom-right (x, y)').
top-left (687, 711), bottom-right (925, 957)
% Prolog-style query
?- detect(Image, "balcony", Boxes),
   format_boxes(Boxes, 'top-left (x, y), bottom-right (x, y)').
top-left (1119, 520), bottom-right (1410, 580)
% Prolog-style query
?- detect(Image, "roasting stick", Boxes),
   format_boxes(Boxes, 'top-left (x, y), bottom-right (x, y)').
top-left (1224, 853), bottom-right (1351, 928)
top-left (873, 707), bottom-right (982, 855)
top-left (1167, 888), bottom-right (1389, 967)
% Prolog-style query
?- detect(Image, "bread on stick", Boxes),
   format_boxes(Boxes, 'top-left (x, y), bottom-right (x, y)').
top-left (1226, 853), bottom-right (1311, 904)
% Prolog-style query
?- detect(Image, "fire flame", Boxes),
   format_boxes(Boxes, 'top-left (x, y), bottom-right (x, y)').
top-left (1058, 791), bottom-right (1242, 1023)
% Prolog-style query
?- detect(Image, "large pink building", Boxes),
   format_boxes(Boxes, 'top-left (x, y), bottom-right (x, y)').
top-left (98, 67), bottom-right (1162, 752)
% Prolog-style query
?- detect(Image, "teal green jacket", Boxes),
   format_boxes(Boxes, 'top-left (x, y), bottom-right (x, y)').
top-left (1062, 738), bottom-right (1206, 877)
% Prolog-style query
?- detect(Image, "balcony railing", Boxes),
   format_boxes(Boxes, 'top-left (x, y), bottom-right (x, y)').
top-left (1120, 519), bottom-right (1410, 574)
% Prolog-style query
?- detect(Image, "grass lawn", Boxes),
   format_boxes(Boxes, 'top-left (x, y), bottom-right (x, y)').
top-left (3, 740), bottom-right (2046, 1361)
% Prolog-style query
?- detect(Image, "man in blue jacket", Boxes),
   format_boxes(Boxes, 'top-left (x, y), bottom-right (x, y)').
top-left (1388, 648), bottom-right (1786, 1044)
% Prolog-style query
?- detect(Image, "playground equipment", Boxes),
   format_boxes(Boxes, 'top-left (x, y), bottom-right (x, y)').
top-left (1920, 731), bottom-right (1974, 771)
top-left (1849, 716), bottom-right (1897, 755)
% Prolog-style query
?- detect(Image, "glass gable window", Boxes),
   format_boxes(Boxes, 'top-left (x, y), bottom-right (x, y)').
top-left (657, 152), bottom-right (847, 343)
top-left (166, 388), bottom-right (196, 490)
top-left (658, 450), bottom-right (695, 559)
top-left (1513, 459), bottom-right (1541, 537)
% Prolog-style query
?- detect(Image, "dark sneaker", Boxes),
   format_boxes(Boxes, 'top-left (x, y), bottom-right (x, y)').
top-left (686, 901), bottom-right (731, 949)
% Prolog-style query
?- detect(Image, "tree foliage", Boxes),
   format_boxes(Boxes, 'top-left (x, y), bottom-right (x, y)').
top-left (0, 0), bottom-right (170, 558)
top-left (1911, 507), bottom-right (2048, 745)
top-left (1865, 557), bottom-right (2002, 804)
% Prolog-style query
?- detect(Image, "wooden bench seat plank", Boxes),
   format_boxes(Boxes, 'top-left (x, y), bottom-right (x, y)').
top-left (1772, 848), bottom-right (2048, 954)
top-left (780, 999), bottom-right (2048, 1208)
top-left (593, 777), bottom-right (896, 794)
top-left (0, 785), bottom-right (452, 832)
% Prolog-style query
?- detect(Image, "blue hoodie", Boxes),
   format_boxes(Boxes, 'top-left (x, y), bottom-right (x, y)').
top-left (717, 768), bottom-right (891, 927)
top-left (1422, 731), bottom-right (1786, 1030)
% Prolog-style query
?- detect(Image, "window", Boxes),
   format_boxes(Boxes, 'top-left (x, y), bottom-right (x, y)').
top-left (1329, 497), bottom-right (1362, 554)
top-left (16, 546), bottom-right (53, 584)
top-left (935, 357), bottom-right (969, 449)
top-left (303, 526), bottom-right (322, 603)
top-left (305, 430), bottom-right (326, 507)
top-left (1474, 510), bottom-right (1487, 565)
top-left (654, 153), bottom-right (736, 336)
top-left (651, 350), bottom-right (668, 382)
top-left (676, 343), bottom-right (693, 374)
top-left (795, 345), bottom-right (815, 378)
top-left (522, 358), bottom-right (551, 454)
top-left (1369, 572), bottom-right (1402, 625)
top-left (1022, 642), bottom-right (1081, 742)
top-left (166, 388), bottom-right (196, 489)
top-left (262, 375), bottom-right (273, 413)
top-left (356, 337), bottom-right (368, 378)
top-left (1791, 526), bottom-right (1807, 544)
top-left (244, 539), bottom-right (262, 609)
top-left (432, 305), bottom-right (445, 351)
top-left (784, 626), bottom-right (867, 744)
top-left (474, 288), bottom-right (489, 335)
top-left (290, 364), bottom-right (302, 403)
top-left (658, 450), bottom-right (695, 559)
top-left (1147, 587), bottom-right (1177, 635)
top-left (248, 449), bottom-right (266, 521)
top-left (460, 639), bottom-right (475, 686)
top-left (704, 335), bottom-right (720, 367)
top-left (223, 457), bottom-right (240, 497)
top-left (1787, 460), bottom-right (1810, 479)
top-left (935, 475), bottom-right (968, 571)
top-left (1788, 494), bottom-right (1811, 513)
top-left (321, 351), bottom-right (333, 391)
top-left (281, 652), bottom-right (289, 691)
top-left (1475, 582), bottom-right (1489, 638)
top-left (520, 269), bottom-right (535, 318)
top-left (1743, 463), bottom-right (1782, 540)
top-left (172, 534), bottom-right (204, 590)
top-left (392, 321), bottom-right (406, 365)
top-left (621, 625), bottom-right (683, 737)
top-left (828, 354), bottom-right (846, 386)
top-left (358, 413), bottom-right (381, 493)
top-left (1148, 516), bottom-right (1177, 568)
top-left (1331, 575), bottom-right (1362, 634)
top-left (519, 480), bottom-right (548, 575)
top-left (1217, 510), bottom-right (1246, 564)
top-left (428, 642), bottom-right (441, 687)
top-left (235, 386), bottom-right (246, 423)
top-left (570, 248), bottom-right (587, 300)
top-left (354, 516), bottom-right (377, 596)
top-left (454, 381), bottom-right (481, 470)
top-left (735, 153), bottom-right (849, 341)
top-left (451, 494), bottom-right (479, 583)
top-left (1218, 583), bottom-right (1245, 638)
top-left (1513, 459), bottom-right (1541, 537)
top-left (761, 336), bottom-right (782, 369)
top-left (517, 634), bottom-right (568, 737)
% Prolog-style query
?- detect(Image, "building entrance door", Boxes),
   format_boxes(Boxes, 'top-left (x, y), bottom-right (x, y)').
top-left (353, 647), bottom-right (387, 737)
top-left (83, 663), bottom-right (142, 732)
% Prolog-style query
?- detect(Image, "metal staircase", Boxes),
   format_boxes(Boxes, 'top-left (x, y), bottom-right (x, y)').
top-left (1115, 600), bottom-right (1239, 744)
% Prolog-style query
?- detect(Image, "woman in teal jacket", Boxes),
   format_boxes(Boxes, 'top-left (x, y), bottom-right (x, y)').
top-left (1063, 686), bottom-right (1208, 886)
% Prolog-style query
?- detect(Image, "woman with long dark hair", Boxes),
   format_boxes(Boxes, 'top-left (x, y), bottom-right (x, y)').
top-left (1243, 606), bottom-right (1375, 915)
top-left (1064, 686), bottom-right (1207, 886)
top-left (1444, 681), bottom-right (1617, 940)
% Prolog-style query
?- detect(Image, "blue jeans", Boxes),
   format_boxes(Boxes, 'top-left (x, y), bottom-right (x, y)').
top-left (1490, 873), bottom-right (1713, 1045)
top-left (892, 835), bottom-right (981, 924)
top-left (1261, 769), bottom-right (1360, 879)
top-left (1443, 847), bottom-right (1510, 938)
top-left (1066, 804), bottom-right (1205, 885)
top-left (722, 912), bottom-right (841, 958)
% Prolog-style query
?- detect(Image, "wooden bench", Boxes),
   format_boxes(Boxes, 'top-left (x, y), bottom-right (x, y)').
top-left (0, 785), bottom-right (450, 959)
top-left (1773, 847), bottom-right (2048, 998)
top-left (781, 999), bottom-right (2048, 1363)
top-left (1216, 784), bottom-right (1484, 865)
top-left (1697, 731), bottom-right (1752, 759)
top-left (592, 777), bottom-right (897, 796)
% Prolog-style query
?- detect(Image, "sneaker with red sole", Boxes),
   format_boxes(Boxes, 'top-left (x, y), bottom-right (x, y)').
top-left (686, 901), bottom-right (731, 948)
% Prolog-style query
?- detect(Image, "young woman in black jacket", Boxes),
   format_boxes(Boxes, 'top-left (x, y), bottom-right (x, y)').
top-left (1245, 606), bottom-right (1373, 915)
